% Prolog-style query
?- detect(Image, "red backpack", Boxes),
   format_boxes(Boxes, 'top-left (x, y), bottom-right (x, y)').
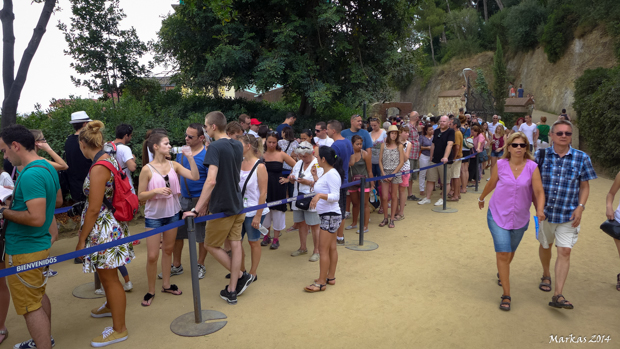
top-left (91, 147), bottom-right (140, 221)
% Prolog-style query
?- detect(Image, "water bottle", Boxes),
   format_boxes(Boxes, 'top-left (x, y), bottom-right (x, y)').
top-left (370, 188), bottom-right (377, 203)
top-left (258, 225), bottom-right (269, 236)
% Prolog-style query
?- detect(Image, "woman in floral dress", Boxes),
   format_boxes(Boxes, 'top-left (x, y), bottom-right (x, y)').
top-left (76, 120), bottom-right (134, 347)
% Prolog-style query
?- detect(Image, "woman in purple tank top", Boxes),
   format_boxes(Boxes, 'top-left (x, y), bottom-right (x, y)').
top-left (477, 132), bottom-right (546, 311)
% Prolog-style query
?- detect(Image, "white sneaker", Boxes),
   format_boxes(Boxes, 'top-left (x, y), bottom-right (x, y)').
top-left (197, 264), bottom-right (206, 279)
top-left (344, 212), bottom-right (351, 219)
top-left (123, 281), bottom-right (133, 292)
top-left (434, 199), bottom-right (444, 206)
top-left (94, 288), bottom-right (105, 296)
top-left (486, 177), bottom-right (490, 181)
top-left (418, 198), bottom-right (431, 205)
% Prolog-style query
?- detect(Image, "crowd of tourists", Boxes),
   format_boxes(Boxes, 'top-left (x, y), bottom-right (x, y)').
top-left (0, 106), bottom-right (615, 348)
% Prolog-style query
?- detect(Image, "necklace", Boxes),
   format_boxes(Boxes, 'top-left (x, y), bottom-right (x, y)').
top-left (510, 161), bottom-right (524, 171)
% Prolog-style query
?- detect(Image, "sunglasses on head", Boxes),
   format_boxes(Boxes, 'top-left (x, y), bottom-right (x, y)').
top-left (510, 143), bottom-right (527, 148)
top-left (555, 131), bottom-right (572, 137)
top-left (163, 175), bottom-right (170, 188)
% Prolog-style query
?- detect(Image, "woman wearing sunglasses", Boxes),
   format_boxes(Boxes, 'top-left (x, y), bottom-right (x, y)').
top-left (137, 132), bottom-right (199, 306)
top-left (477, 132), bottom-right (545, 311)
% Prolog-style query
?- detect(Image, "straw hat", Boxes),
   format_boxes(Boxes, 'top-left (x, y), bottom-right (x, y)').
top-left (387, 125), bottom-right (399, 133)
top-left (70, 111), bottom-right (92, 124)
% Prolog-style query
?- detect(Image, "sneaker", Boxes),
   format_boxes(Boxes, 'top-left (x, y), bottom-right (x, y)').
top-left (14, 336), bottom-right (55, 348)
top-left (434, 199), bottom-right (444, 206)
top-left (356, 228), bottom-right (370, 234)
top-left (407, 195), bottom-right (421, 201)
top-left (344, 212), bottom-right (351, 219)
top-left (337, 238), bottom-right (345, 245)
top-left (418, 198), bottom-right (431, 205)
top-left (251, 274), bottom-right (258, 283)
top-left (236, 272), bottom-right (253, 296)
top-left (308, 253), bottom-right (320, 262)
top-left (94, 288), bottom-right (105, 296)
top-left (291, 249), bottom-right (308, 257)
top-left (91, 303), bottom-right (112, 318)
top-left (220, 286), bottom-right (237, 305)
top-left (270, 238), bottom-right (280, 250)
top-left (43, 269), bottom-right (57, 278)
top-left (260, 235), bottom-right (271, 246)
top-left (157, 264), bottom-right (184, 279)
top-left (90, 327), bottom-right (128, 347)
top-left (123, 281), bottom-right (133, 292)
top-left (197, 264), bottom-right (206, 280)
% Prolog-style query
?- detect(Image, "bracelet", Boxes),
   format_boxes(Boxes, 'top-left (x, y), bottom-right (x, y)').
top-left (477, 197), bottom-right (485, 203)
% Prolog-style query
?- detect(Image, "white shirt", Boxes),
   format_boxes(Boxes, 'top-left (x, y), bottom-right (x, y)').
top-left (519, 123), bottom-right (538, 145)
top-left (487, 122), bottom-right (499, 135)
top-left (238, 160), bottom-right (269, 218)
top-left (115, 143), bottom-right (135, 193)
top-left (314, 168), bottom-right (341, 215)
top-left (0, 172), bottom-right (14, 188)
top-left (248, 129), bottom-right (259, 138)
top-left (290, 158), bottom-right (324, 211)
top-left (314, 136), bottom-right (334, 147)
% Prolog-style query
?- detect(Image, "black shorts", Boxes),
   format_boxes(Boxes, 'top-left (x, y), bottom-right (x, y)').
top-left (319, 213), bottom-right (342, 234)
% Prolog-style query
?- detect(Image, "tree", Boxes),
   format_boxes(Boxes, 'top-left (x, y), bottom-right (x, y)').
top-left (154, 0), bottom-right (413, 115)
top-left (413, 0), bottom-right (446, 66)
top-left (58, 0), bottom-right (148, 107)
top-left (492, 36), bottom-right (507, 115)
top-left (1, 0), bottom-right (57, 129)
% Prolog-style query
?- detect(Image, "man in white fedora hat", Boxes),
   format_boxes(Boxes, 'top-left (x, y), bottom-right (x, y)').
top-left (64, 111), bottom-right (93, 203)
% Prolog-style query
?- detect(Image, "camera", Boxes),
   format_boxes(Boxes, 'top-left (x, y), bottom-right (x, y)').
top-left (67, 201), bottom-right (86, 217)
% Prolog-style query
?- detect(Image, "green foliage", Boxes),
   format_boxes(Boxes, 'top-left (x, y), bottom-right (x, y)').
top-left (481, 9), bottom-right (511, 51)
top-left (573, 67), bottom-right (620, 172)
top-left (439, 39), bottom-right (482, 64)
top-left (57, 0), bottom-right (148, 105)
top-left (541, 5), bottom-right (577, 63)
top-left (504, 0), bottom-right (549, 51)
top-left (493, 37), bottom-right (507, 115)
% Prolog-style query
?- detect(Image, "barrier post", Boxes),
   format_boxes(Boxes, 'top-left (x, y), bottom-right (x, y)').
top-left (170, 215), bottom-right (227, 337)
top-left (472, 152), bottom-right (482, 194)
top-left (358, 177), bottom-right (366, 246)
top-left (432, 163), bottom-right (458, 213)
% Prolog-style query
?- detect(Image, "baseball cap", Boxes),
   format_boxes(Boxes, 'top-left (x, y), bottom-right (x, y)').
top-left (250, 118), bottom-right (262, 125)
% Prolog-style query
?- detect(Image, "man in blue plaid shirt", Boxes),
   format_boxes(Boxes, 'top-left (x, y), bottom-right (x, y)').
top-left (534, 119), bottom-right (597, 310)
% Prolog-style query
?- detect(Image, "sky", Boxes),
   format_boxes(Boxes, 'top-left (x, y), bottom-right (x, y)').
top-left (1, 0), bottom-right (177, 114)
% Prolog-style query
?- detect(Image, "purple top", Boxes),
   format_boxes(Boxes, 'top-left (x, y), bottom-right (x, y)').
top-left (489, 159), bottom-right (537, 230)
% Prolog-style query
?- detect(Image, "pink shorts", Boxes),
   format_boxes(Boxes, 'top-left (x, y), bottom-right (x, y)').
top-left (348, 188), bottom-right (371, 193)
top-left (399, 174), bottom-right (410, 187)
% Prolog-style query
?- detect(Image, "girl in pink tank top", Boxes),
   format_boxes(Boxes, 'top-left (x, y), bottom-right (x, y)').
top-left (137, 133), bottom-right (200, 306)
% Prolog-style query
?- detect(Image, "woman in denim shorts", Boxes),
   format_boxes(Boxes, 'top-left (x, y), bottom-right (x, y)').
top-left (137, 133), bottom-right (199, 306)
top-left (304, 147), bottom-right (344, 293)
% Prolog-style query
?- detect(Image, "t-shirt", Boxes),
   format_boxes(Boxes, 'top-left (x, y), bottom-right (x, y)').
top-left (114, 143), bottom-right (135, 193)
top-left (454, 130), bottom-right (463, 158)
top-left (314, 136), bottom-right (334, 147)
top-left (5, 160), bottom-right (59, 255)
top-left (203, 138), bottom-right (244, 216)
top-left (519, 123), bottom-right (538, 145)
top-left (537, 124), bottom-right (550, 143)
top-left (331, 139), bottom-right (353, 183)
top-left (248, 129), bottom-right (259, 138)
top-left (341, 129), bottom-right (373, 150)
top-left (431, 128), bottom-right (455, 164)
top-left (517, 88), bottom-right (524, 98)
top-left (419, 135), bottom-right (433, 157)
top-left (487, 122), bottom-right (500, 135)
top-left (275, 123), bottom-right (290, 140)
top-left (176, 147), bottom-right (208, 198)
top-left (0, 172), bottom-right (13, 187)
top-left (65, 134), bottom-right (92, 202)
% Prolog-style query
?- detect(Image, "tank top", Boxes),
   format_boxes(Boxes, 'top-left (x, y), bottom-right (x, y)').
top-left (382, 146), bottom-right (400, 171)
top-left (401, 141), bottom-right (410, 171)
top-left (492, 134), bottom-right (504, 152)
top-left (145, 161), bottom-right (182, 219)
top-left (349, 153), bottom-right (370, 189)
top-left (370, 130), bottom-right (386, 165)
top-left (489, 159), bottom-right (537, 230)
top-left (239, 160), bottom-right (269, 218)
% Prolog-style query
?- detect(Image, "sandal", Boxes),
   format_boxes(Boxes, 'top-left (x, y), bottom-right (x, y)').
top-left (549, 294), bottom-right (573, 309)
top-left (499, 295), bottom-right (511, 311)
top-left (616, 273), bottom-right (620, 291)
top-left (388, 220), bottom-right (395, 228)
top-left (0, 328), bottom-right (8, 344)
top-left (141, 293), bottom-right (155, 307)
top-left (304, 283), bottom-right (326, 293)
top-left (378, 208), bottom-right (384, 214)
top-left (379, 218), bottom-right (389, 227)
top-left (497, 273), bottom-right (502, 287)
top-left (394, 214), bottom-right (404, 221)
top-left (315, 277), bottom-right (336, 285)
top-left (447, 197), bottom-right (459, 202)
top-left (539, 275), bottom-right (552, 292)
top-left (162, 284), bottom-right (182, 295)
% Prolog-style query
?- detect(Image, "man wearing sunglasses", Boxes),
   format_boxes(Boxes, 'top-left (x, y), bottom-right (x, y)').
top-left (313, 121), bottom-right (333, 147)
top-left (534, 120), bottom-right (597, 310)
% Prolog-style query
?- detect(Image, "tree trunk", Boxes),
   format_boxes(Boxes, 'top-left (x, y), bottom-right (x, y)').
top-left (445, 0), bottom-right (450, 13)
top-left (297, 94), bottom-right (313, 116)
top-left (495, 0), bottom-right (504, 11)
top-left (429, 25), bottom-right (436, 66)
top-left (1, 0), bottom-right (15, 106)
top-left (1, 0), bottom-right (56, 129)
top-left (483, 0), bottom-right (488, 21)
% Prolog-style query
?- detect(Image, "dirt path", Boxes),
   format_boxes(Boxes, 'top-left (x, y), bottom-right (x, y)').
top-left (5, 172), bottom-right (620, 348)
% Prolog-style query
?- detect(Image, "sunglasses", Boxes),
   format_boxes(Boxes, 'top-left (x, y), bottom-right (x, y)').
top-left (315, 129), bottom-right (322, 133)
top-left (184, 134), bottom-right (194, 139)
top-left (554, 131), bottom-right (572, 137)
top-left (163, 175), bottom-right (170, 188)
top-left (510, 143), bottom-right (527, 148)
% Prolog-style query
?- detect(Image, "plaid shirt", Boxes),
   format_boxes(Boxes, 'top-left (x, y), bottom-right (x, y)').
top-left (408, 124), bottom-right (420, 160)
top-left (535, 146), bottom-right (597, 224)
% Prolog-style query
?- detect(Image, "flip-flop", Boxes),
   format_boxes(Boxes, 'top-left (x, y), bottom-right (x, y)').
top-left (162, 284), bottom-right (182, 295)
top-left (379, 218), bottom-right (389, 227)
top-left (388, 220), bottom-right (395, 228)
top-left (141, 293), bottom-right (155, 307)
top-left (304, 283), bottom-right (326, 293)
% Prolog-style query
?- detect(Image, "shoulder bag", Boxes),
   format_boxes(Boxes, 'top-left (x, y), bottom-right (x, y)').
top-left (295, 164), bottom-right (314, 210)
top-left (601, 220), bottom-right (620, 240)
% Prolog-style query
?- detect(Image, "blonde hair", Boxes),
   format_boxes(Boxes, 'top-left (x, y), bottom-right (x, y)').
top-left (240, 134), bottom-right (262, 157)
top-left (495, 124), bottom-right (505, 137)
top-left (501, 132), bottom-right (534, 161)
top-left (30, 129), bottom-right (44, 142)
top-left (78, 120), bottom-right (105, 149)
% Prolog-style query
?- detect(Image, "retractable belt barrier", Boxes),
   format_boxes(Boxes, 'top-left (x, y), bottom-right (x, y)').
top-left (3, 153), bottom-right (475, 279)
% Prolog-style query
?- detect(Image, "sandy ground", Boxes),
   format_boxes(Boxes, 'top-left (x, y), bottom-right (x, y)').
top-left (4, 170), bottom-right (620, 349)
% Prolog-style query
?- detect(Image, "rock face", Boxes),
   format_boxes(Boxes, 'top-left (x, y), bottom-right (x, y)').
top-left (400, 26), bottom-right (617, 117)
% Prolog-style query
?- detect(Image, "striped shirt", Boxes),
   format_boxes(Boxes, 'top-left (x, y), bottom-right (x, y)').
top-left (535, 146), bottom-right (597, 224)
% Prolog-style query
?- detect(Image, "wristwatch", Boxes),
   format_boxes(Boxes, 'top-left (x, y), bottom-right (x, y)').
top-left (190, 208), bottom-right (197, 213)
top-left (578, 204), bottom-right (585, 210)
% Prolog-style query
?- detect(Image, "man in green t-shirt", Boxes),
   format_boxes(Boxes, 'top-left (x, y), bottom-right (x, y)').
top-left (0, 124), bottom-right (61, 349)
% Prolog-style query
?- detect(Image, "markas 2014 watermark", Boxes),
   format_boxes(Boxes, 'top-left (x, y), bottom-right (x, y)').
top-left (549, 334), bottom-right (611, 344)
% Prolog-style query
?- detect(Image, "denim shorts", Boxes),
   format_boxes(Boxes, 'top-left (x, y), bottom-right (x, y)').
top-left (145, 211), bottom-right (181, 229)
top-left (491, 150), bottom-right (504, 158)
top-left (487, 210), bottom-right (528, 253)
top-left (241, 215), bottom-right (265, 242)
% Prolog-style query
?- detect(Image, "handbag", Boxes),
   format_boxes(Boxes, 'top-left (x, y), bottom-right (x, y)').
top-left (600, 220), bottom-right (620, 240)
top-left (295, 164), bottom-right (314, 210)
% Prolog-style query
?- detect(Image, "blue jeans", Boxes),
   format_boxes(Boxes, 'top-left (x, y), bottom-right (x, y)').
top-left (491, 150), bottom-right (504, 158)
top-left (372, 163), bottom-right (381, 178)
top-left (487, 210), bottom-right (528, 253)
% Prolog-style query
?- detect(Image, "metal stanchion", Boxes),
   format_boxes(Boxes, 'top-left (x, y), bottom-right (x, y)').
top-left (171, 216), bottom-right (227, 337)
top-left (347, 177), bottom-right (378, 251)
top-left (472, 152), bottom-right (482, 194)
top-left (432, 164), bottom-right (458, 213)
top-left (73, 262), bottom-right (106, 299)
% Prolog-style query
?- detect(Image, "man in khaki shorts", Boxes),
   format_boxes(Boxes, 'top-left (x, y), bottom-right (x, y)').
top-left (191, 111), bottom-right (252, 305)
top-left (449, 118), bottom-right (463, 201)
top-left (418, 115), bottom-right (454, 207)
top-left (534, 120), bottom-right (597, 309)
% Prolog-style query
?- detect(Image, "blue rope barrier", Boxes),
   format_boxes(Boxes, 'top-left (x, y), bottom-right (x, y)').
top-left (5, 152), bottom-right (476, 279)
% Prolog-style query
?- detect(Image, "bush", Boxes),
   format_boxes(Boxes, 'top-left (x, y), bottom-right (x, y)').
top-left (505, 0), bottom-right (549, 51)
top-left (573, 67), bottom-right (620, 173)
top-left (541, 5), bottom-right (578, 63)
top-left (439, 39), bottom-right (482, 64)
top-left (481, 9), bottom-right (511, 51)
